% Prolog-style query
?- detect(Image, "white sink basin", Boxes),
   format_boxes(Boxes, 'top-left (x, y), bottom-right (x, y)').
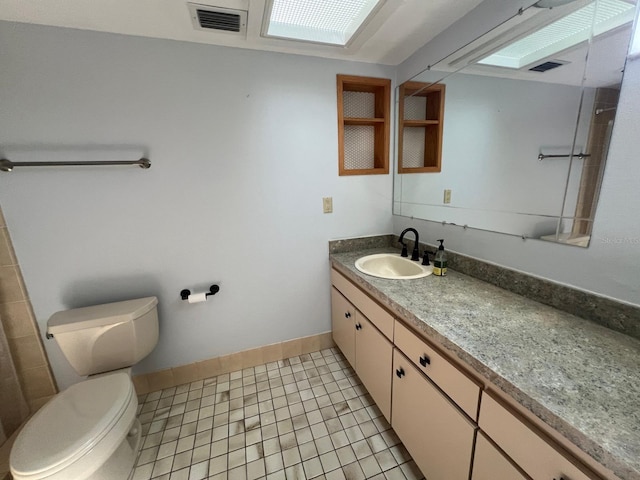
top-left (355, 253), bottom-right (433, 280)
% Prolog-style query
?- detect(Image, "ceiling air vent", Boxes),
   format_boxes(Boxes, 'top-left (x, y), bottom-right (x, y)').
top-left (188, 4), bottom-right (248, 35)
top-left (529, 60), bottom-right (567, 72)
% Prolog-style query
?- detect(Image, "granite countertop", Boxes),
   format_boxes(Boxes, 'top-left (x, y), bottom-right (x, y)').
top-left (330, 248), bottom-right (640, 480)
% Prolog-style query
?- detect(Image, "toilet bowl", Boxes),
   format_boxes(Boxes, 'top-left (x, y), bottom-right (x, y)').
top-left (10, 372), bottom-right (140, 480)
top-left (10, 296), bottom-right (159, 480)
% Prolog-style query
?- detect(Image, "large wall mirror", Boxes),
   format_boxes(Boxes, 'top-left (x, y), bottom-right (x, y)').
top-left (393, 0), bottom-right (638, 248)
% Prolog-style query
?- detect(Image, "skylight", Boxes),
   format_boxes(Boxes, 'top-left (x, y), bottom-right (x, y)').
top-left (478, 0), bottom-right (636, 69)
top-left (264, 0), bottom-right (384, 46)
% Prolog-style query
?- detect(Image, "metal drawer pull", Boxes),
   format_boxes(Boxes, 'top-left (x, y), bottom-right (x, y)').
top-left (355, 323), bottom-right (362, 330)
top-left (345, 312), bottom-right (351, 318)
top-left (396, 368), bottom-right (405, 378)
top-left (419, 355), bottom-right (431, 367)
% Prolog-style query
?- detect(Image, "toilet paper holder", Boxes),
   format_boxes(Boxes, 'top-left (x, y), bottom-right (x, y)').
top-left (180, 285), bottom-right (220, 301)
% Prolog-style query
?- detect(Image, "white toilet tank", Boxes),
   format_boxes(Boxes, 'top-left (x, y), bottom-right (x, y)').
top-left (47, 297), bottom-right (159, 376)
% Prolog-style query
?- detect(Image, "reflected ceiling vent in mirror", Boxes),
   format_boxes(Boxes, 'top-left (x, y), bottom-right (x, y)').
top-left (528, 60), bottom-right (568, 72)
top-left (188, 3), bottom-right (248, 35)
top-left (477, 0), bottom-right (635, 69)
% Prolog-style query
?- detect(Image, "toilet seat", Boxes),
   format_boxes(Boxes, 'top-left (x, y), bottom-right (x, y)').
top-left (10, 372), bottom-right (137, 480)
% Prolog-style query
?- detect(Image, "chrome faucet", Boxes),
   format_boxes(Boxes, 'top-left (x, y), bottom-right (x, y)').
top-left (399, 228), bottom-right (420, 261)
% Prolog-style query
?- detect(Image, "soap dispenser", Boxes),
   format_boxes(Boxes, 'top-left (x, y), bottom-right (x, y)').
top-left (433, 239), bottom-right (447, 276)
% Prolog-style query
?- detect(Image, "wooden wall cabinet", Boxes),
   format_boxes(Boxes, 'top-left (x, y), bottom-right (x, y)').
top-left (398, 81), bottom-right (445, 173)
top-left (337, 75), bottom-right (391, 176)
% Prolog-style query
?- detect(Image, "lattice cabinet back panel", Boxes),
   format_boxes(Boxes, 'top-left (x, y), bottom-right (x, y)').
top-left (402, 129), bottom-right (426, 169)
top-left (343, 91), bottom-right (376, 118)
top-left (404, 96), bottom-right (428, 121)
top-left (344, 126), bottom-right (376, 171)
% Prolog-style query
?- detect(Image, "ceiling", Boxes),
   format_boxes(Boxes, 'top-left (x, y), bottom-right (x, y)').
top-left (0, 0), bottom-right (485, 65)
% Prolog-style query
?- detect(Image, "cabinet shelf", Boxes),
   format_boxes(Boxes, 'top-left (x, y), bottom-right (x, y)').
top-left (398, 81), bottom-right (445, 174)
top-left (337, 75), bottom-right (391, 176)
top-left (403, 119), bottom-right (440, 127)
top-left (344, 117), bottom-right (386, 125)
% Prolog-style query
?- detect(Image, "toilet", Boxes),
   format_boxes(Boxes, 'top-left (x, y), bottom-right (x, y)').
top-left (10, 296), bottom-right (159, 480)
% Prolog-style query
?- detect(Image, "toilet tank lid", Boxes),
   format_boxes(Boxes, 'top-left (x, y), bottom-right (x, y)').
top-left (48, 296), bottom-right (158, 334)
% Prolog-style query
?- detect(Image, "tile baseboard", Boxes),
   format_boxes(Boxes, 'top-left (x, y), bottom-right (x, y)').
top-left (132, 332), bottom-right (335, 395)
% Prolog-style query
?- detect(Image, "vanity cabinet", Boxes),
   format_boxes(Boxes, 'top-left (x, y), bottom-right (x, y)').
top-left (331, 268), bottom-right (477, 479)
top-left (330, 266), bottom-right (605, 480)
top-left (392, 349), bottom-right (477, 480)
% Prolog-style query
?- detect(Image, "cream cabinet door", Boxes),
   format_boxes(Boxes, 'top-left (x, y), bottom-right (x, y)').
top-left (392, 349), bottom-right (476, 480)
top-left (394, 320), bottom-right (480, 420)
top-left (472, 432), bottom-right (530, 480)
top-left (331, 287), bottom-right (356, 367)
top-left (479, 394), bottom-right (597, 480)
top-left (355, 313), bottom-right (393, 421)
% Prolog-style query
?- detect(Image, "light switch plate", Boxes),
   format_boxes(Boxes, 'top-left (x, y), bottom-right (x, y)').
top-left (323, 197), bottom-right (333, 213)
top-left (443, 189), bottom-right (452, 204)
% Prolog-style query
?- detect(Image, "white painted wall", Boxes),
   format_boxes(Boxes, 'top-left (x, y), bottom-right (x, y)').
top-left (395, 1), bottom-right (640, 306)
top-left (0, 21), bottom-right (394, 389)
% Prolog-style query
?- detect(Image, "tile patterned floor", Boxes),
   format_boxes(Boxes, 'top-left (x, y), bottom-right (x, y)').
top-left (132, 348), bottom-right (424, 480)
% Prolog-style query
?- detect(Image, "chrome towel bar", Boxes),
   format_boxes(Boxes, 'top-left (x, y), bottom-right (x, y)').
top-left (538, 153), bottom-right (590, 161)
top-left (0, 158), bottom-right (151, 172)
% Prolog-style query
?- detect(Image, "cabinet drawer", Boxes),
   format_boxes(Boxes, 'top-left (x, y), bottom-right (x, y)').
top-left (479, 394), bottom-right (597, 480)
top-left (394, 320), bottom-right (480, 420)
top-left (392, 349), bottom-right (476, 480)
top-left (331, 269), bottom-right (394, 340)
top-left (472, 432), bottom-right (529, 480)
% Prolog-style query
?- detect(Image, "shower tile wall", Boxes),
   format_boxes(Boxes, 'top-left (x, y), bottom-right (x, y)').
top-left (0, 206), bottom-right (57, 415)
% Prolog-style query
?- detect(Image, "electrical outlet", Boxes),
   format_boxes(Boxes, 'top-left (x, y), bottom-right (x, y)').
top-left (323, 197), bottom-right (333, 213)
top-left (443, 189), bottom-right (452, 204)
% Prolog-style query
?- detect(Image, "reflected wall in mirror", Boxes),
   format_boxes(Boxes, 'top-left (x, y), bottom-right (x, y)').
top-left (393, 0), bottom-right (638, 248)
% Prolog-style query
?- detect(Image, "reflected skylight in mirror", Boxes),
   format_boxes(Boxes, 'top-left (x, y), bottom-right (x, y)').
top-left (264, 0), bottom-right (383, 46)
top-left (631, 0), bottom-right (640, 55)
top-left (478, 0), bottom-right (636, 69)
